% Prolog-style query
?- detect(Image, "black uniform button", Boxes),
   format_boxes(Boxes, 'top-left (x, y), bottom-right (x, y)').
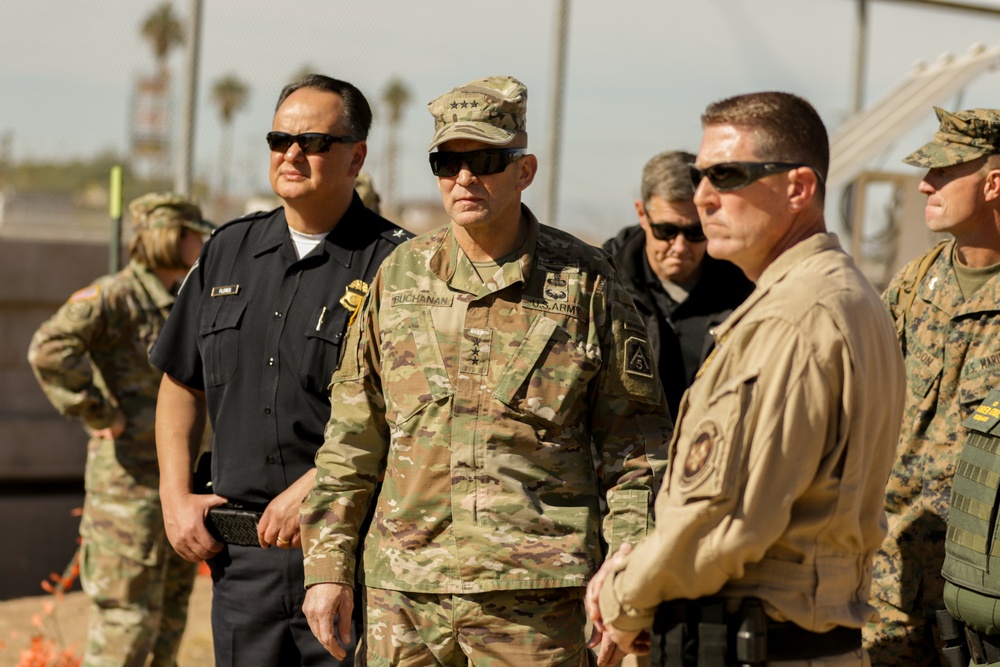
top-left (267, 455), bottom-right (275, 464)
top-left (264, 407), bottom-right (271, 414)
top-left (268, 357), bottom-right (274, 366)
top-left (274, 311), bottom-right (282, 318)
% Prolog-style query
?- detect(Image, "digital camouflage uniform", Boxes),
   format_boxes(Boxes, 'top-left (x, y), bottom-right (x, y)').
top-left (27, 194), bottom-right (208, 667)
top-left (867, 242), bottom-right (1000, 666)
top-left (301, 207), bottom-right (672, 665)
top-left (866, 108), bottom-right (1000, 667)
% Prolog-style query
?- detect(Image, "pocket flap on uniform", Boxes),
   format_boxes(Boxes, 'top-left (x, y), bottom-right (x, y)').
top-left (199, 299), bottom-right (247, 336)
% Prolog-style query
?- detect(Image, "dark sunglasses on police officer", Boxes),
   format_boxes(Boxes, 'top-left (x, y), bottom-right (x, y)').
top-left (688, 161), bottom-right (823, 192)
top-left (429, 148), bottom-right (527, 177)
top-left (266, 132), bottom-right (358, 154)
top-left (640, 204), bottom-right (707, 243)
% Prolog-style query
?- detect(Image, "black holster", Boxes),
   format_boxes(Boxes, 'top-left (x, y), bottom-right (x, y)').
top-left (650, 598), bottom-right (859, 667)
top-left (936, 607), bottom-right (970, 667)
top-left (651, 599), bottom-right (765, 667)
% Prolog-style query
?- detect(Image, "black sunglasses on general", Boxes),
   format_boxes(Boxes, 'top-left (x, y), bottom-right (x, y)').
top-left (689, 161), bottom-right (824, 192)
top-left (266, 132), bottom-right (358, 154)
top-left (429, 148), bottom-right (526, 178)
top-left (640, 204), bottom-right (707, 243)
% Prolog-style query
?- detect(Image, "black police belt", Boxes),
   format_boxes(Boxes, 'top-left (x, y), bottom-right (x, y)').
top-left (651, 598), bottom-right (862, 667)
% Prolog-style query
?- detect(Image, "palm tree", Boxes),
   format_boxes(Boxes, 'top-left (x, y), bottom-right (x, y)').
top-left (140, 2), bottom-right (184, 82)
top-left (137, 2), bottom-right (184, 180)
top-left (381, 78), bottom-right (411, 215)
top-left (212, 74), bottom-right (250, 201)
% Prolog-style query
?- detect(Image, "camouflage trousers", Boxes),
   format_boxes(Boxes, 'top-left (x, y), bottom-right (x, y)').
top-left (364, 587), bottom-right (597, 667)
top-left (79, 533), bottom-right (198, 667)
top-left (863, 597), bottom-right (945, 667)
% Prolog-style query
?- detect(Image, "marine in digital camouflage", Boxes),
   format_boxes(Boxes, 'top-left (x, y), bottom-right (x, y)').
top-left (27, 258), bottom-right (198, 667)
top-left (903, 108), bottom-right (1000, 169)
top-left (865, 241), bottom-right (1000, 666)
top-left (300, 206), bottom-right (671, 595)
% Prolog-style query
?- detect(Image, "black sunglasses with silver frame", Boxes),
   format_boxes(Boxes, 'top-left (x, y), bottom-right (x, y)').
top-left (689, 161), bottom-right (825, 192)
top-left (266, 132), bottom-right (358, 155)
top-left (429, 148), bottom-right (527, 178)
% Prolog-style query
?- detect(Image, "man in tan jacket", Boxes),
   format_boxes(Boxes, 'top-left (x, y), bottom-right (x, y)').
top-left (586, 91), bottom-right (906, 667)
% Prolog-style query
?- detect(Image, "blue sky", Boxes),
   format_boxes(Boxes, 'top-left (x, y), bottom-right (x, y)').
top-left (4, 0), bottom-right (1000, 240)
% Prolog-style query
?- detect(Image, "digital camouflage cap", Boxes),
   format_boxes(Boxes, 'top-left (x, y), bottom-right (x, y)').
top-left (427, 76), bottom-right (527, 151)
top-left (128, 192), bottom-right (214, 234)
top-left (903, 107), bottom-right (1000, 168)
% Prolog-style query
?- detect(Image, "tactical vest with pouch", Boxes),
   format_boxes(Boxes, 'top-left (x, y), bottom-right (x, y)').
top-left (943, 388), bottom-right (1000, 634)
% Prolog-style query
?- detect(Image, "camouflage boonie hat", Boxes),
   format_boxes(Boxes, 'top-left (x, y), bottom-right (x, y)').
top-left (128, 192), bottom-right (214, 234)
top-left (427, 76), bottom-right (527, 151)
top-left (903, 107), bottom-right (1000, 168)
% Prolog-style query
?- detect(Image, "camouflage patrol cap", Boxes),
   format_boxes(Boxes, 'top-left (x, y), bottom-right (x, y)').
top-left (427, 76), bottom-right (527, 151)
top-left (128, 192), bottom-right (214, 234)
top-left (903, 107), bottom-right (1000, 168)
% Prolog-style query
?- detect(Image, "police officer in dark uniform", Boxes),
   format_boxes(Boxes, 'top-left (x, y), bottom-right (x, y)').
top-left (151, 74), bottom-right (411, 667)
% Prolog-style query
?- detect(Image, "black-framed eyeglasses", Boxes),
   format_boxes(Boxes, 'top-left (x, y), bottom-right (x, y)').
top-left (429, 148), bottom-right (526, 177)
top-left (266, 132), bottom-right (358, 154)
top-left (688, 161), bottom-right (824, 192)
top-left (640, 204), bottom-right (706, 243)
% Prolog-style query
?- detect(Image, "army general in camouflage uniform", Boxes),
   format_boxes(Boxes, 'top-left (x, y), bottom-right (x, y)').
top-left (27, 193), bottom-right (211, 667)
top-left (866, 109), bottom-right (1000, 667)
top-left (301, 75), bottom-right (672, 666)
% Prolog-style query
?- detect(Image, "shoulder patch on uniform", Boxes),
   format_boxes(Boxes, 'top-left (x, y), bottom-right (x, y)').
top-left (681, 420), bottom-right (721, 488)
top-left (625, 336), bottom-right (654, 378)
top-left (69, 286), bottom-right (100, 303)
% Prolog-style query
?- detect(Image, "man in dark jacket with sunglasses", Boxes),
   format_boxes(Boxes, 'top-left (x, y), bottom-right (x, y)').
top-left (603, 150), bottom-right (753, 419)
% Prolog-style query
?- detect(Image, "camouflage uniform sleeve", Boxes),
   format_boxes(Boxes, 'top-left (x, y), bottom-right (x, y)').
top-left (881, 265), bottom-right (904, 324)
top-left (590, 270), bottom-right (673, 557)
top-left (27, 282), bottom-right (118, 430)
top-left (301, 272), bottom-right (390, 587)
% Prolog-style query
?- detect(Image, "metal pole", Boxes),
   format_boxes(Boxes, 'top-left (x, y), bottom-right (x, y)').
top-left (109, 165), bottom-right (123, 274)
top-left (175, 0), bottom-right (203, 195)
top-left (852, 0), bottom-right (868, 113)
top-left (545, 0), bottom-right (570, 227)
